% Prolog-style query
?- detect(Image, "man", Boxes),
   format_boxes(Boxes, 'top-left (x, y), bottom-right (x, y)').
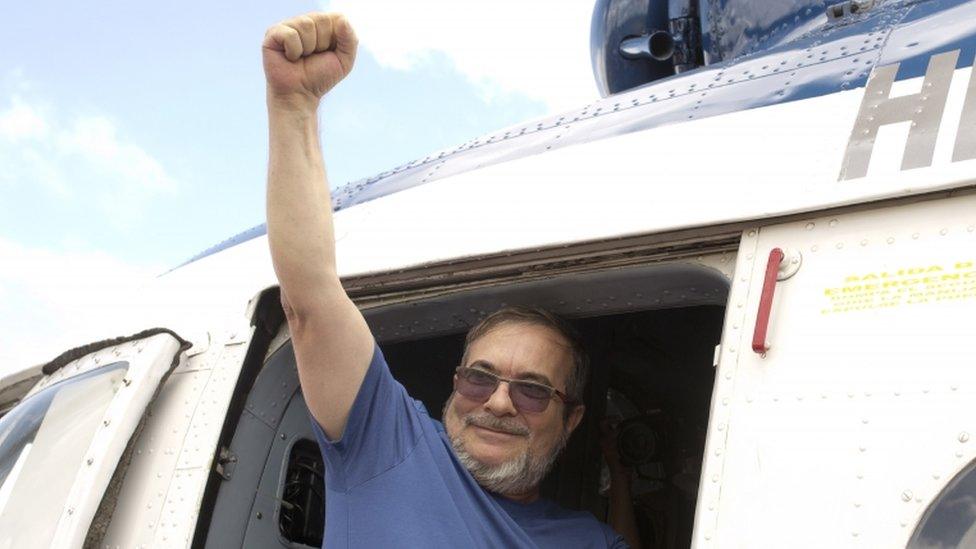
top-left (263, 12), bottom-right (628, 547)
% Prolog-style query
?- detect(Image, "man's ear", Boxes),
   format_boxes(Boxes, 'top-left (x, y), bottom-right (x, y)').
top-left (565, 404), bottom-right (585, 434)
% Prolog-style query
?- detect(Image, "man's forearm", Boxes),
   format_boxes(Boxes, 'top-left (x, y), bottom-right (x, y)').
top-left (266, 99), bottom-right (340, 311)
top-left (608, 469), bottom-right (642, 549)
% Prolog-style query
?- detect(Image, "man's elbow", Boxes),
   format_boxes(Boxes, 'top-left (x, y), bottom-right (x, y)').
top-left (280, 291), bottom-right (305, 330)
top-left (279, 280), bottom-right (348, 334)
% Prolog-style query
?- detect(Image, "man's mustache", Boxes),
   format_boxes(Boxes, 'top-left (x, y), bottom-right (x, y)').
top-left (464, 414), bottom-right (530, 437)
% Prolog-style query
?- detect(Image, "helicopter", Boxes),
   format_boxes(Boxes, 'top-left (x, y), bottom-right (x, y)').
top-left (2, 0), bottom-right (976, 547)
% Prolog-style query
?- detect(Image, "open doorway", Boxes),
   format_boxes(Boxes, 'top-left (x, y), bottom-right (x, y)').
top-left (203, 258), bottom-right (730, 549)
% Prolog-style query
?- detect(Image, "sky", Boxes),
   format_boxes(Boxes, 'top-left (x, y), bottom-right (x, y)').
top-left (0, 0), bottom-right (600, 372)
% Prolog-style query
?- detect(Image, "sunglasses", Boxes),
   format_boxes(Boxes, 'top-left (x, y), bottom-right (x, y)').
top-left (453, 366), bottom-right (575, 414)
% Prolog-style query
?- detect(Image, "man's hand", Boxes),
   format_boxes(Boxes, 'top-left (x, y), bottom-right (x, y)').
top-left (262, 13), bottom-right (358, 109)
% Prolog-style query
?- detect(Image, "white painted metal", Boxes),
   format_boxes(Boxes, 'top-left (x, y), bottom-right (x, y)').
top-left (168, 67), bottom-right (973, 279)
top-left (694, 226), bottom-right (761, 544)
top-left (695, 193), bottom-right (976, 548)
top-left (31, 333), bottom-right (185, 548)
top-left (100, 325), bottom-right (253, 548)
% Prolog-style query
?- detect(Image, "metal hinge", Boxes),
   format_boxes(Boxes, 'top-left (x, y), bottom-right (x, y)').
top-left (826, 0), bottom-right (876, 21)
top-left (668, 16), bottom-right (702, 73)
top-left (215, 446), bottom-right (238, 481)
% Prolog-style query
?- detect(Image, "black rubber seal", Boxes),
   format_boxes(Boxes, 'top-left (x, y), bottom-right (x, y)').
top-left (41, 328), bottom-right (191, 376)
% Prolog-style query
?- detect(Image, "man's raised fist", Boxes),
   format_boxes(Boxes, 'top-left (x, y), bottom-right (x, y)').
top-left (262, 13), bottom-right (358, 107)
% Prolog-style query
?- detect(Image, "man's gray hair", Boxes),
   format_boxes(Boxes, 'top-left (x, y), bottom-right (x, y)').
top-left (461, 306), bottom-right (589, 409)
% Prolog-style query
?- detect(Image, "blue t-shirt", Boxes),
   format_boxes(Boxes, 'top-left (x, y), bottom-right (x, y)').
top-left (311, 344), bottom-right (627, 548)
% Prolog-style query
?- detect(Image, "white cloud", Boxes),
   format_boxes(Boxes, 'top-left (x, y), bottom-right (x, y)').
top-left (0, 98), bottom-right (48, 141)
top-left (328, 0), bottom-right (600, 112)
top-left (0, 87), bottom-right (176, 223)
top-left (0, 237), bottom-right (162, 376)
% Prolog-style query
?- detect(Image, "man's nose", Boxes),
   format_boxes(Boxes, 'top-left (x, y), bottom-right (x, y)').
top-left (484, 380), bottom-right (518, 416)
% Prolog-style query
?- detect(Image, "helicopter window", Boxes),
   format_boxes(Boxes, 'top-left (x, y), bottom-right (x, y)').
top-left (279, 438), bottom-right (325, 546)
top-left (0, 362), bottom-right (128, 548)
top-left (907, 458), bottom-right (976, 548)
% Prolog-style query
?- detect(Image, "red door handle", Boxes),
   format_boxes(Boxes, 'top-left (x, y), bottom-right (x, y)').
top-left (752, 248), bottom-right (785, 356)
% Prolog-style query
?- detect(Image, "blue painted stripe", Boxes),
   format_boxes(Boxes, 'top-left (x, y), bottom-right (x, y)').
top-left (164, 223), bottom-right (267, 274)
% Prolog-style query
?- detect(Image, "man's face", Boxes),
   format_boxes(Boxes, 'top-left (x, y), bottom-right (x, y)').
top-left (443, 322), bottom-right (584, 496)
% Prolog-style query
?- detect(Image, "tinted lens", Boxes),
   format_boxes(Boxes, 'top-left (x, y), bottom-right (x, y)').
top-left (456, 368), bottom-right (498, 401)
top-left (509, 381), bottom-right (553, 413)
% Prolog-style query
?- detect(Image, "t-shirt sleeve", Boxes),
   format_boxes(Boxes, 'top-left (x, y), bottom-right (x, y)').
top-left (309, 342), bottom-right (428, 491)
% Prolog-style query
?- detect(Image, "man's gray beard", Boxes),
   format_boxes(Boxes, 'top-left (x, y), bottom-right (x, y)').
top-left (446, 404), bottom-right (570, 496)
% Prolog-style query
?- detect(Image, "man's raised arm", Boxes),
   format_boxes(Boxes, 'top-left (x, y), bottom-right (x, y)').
top-left (263, 13), bottom-right (373, 440)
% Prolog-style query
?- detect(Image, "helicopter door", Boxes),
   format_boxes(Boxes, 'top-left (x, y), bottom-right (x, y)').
top-left (693, 193), bottom-right (976, 548)
top-left (0, 331), bottom-right (185, 548)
